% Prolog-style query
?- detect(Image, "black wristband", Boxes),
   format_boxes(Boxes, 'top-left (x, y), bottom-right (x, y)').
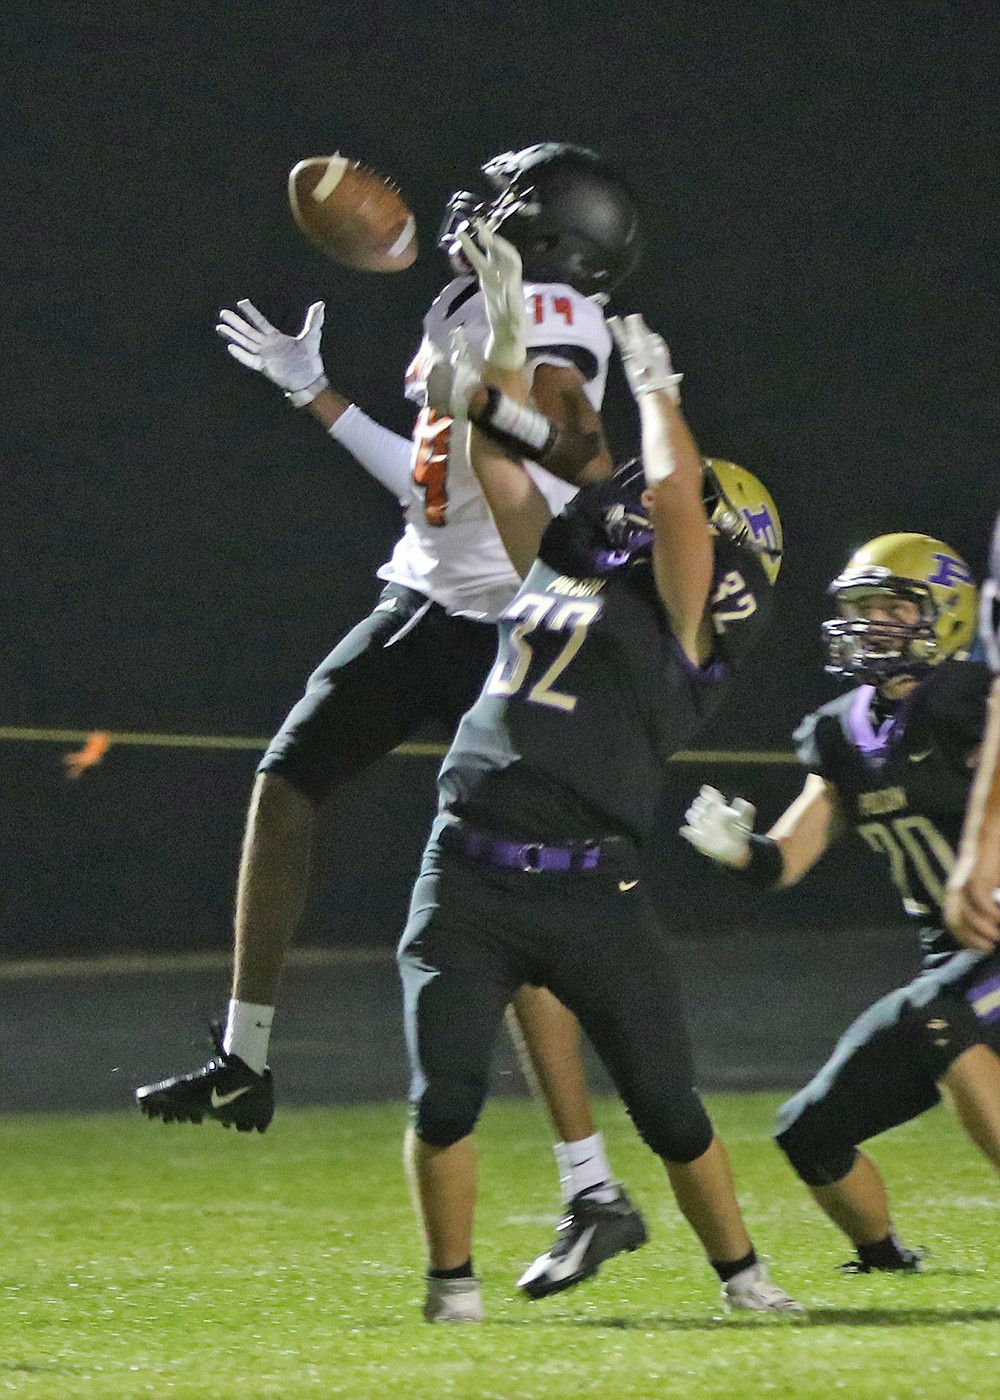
top-left (472, 385), bottom-right (559, 464)
top-left (730, 834), bottom-right (784, 890)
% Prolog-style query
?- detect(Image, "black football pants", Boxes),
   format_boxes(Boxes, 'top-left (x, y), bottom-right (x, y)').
top-left (776, 948), bottom-right (1000, 1186)
top-left (258, 584), bottom-right (499, 804)
top-left (398, 824), bottom-right (714, 1165)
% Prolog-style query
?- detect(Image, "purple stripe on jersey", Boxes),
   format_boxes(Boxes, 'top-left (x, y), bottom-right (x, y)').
top-left (967, 968), bottom-right (1000, 1024)
top-left (849, 684), bottom-right (897, 757)
top-left (669, 634), bottom-right (728, 686)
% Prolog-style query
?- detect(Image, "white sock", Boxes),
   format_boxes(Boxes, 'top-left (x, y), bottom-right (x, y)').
top-left (552, 1141), bottom-right (573, 1205)
top-left (222, 999), bottom-right (274, 1074)
top-left (563, 1132), bottom-right (618, 1203)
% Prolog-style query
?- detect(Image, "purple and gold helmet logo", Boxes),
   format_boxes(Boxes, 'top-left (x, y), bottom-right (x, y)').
top-left (742, 505), bottom-right (779, 555)
top-left (928, 553), bottom-right (974, 589)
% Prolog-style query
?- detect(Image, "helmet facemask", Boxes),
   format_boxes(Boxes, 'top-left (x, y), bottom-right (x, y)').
top-left (436, 180), bottom-right (542, 272)
top-left (589, 462), bottom-right (653, 569)
top-left (823, 578), bottom-right (941, 683)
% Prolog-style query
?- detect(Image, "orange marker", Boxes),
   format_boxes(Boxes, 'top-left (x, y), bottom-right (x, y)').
top-left (63, 731), bottom-right (111, 778)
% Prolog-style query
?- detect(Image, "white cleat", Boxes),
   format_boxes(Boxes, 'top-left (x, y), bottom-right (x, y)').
top-left (723, 1262), bottom-right (805, 1314)
top-left (423, 1276), bottom-right (485, 1323)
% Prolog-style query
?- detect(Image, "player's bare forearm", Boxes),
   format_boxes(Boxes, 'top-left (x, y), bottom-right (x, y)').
top-left (481, 360), bottom-right (529, 404)
top-left (529, 363), bottom-right (612, 483)
top-left (467, 422), bottom-right (552, 578)
top-left (946, 676), bottom-right (1000, 947)
top-left (767, 774), bottom-right (837, 887)
top-left (302, 385), bottom-right (352, 429)
top-left (466, 384), bottom-right (606, 485)
top-left (960, 677), bottom-right (1000, 855)
top-left (643, 394), bottom-right (714, 661)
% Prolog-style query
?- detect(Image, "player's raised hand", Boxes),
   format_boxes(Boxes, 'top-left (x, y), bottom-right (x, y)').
top-left (680, 785), bottom-right (756, 867)
top-left (609, 313), bottom-right (682, 404)
top-left (215, 299), bottom-right (329, 404)
top-left (424, 328), bottom-right (483, 421)
top-left (457, 220), bottom-right (527, 372)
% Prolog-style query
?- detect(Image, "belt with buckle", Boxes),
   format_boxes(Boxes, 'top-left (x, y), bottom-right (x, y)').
top-left (443, 823), bottom-right (603, 873)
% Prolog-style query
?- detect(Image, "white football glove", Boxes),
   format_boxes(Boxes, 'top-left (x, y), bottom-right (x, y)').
top-left (216, 299), bottom-right (328, 406)
top-left (679, 785), bottom-right (756, 867)
top-left (457, 221), bottom-right (527, 372)
top-left (608, 313), bottom-right (682, 404)
top-left (424, 328), bottom-right (483, 421)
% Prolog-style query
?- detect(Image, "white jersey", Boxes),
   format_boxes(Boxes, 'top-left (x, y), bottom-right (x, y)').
top-left (377, 276), bottom-right (612, 621)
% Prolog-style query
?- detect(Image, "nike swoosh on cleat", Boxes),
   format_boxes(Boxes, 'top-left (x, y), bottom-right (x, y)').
top-left (210, 1086), bottom-right (254, 1109)
top-left (618, 879), bottom-right (639, 892)
top-left (909, 750), bottom-right (933, 762)
top-left (548, 1225), bottom-right (597, 1281)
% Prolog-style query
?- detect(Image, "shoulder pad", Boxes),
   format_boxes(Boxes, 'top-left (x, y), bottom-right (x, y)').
top-left (792, 689), bottom-right (861, 776)
top-left (910, 660), bottom-right (991, 751)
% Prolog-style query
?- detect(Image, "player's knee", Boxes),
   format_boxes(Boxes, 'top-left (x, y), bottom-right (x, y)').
top-left (257, 707), bottom-right (340, 806)
top-left (774, 1111), bottom-right (859, 1187)
top-left (634, 1088), bottom-right (714, 1164)
top-left (413, 1077), bottom-right (486, 1149)
top-left (257, 755), bottom-right (329, 806)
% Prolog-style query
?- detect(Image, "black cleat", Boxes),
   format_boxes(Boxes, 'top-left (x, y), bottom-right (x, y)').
top-left (517, 1186), bottom-right (648, 1299)
top-left (135, 1024), bottom-right (274, 1132)
top-left (838, 1247), bottom-right (925, 1275)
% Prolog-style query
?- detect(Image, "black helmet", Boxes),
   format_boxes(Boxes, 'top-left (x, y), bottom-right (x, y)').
top-left (438, 143), bottom-right (643, 297)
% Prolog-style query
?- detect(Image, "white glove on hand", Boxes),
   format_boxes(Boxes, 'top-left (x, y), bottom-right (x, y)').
top-left (424, 328), bottom-right (482, 420)
top-left (216, 299), bottom-right (328, 406)
top-left (457, 221), bottom-right (527, 372)
top-left (679, 785), bottom-right (756, 867)
top-left (608, 313), bottom-right (682, 404)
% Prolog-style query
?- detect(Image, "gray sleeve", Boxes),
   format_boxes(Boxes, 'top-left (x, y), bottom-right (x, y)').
top-left (792, 710), bottom-right (824, 773)
top-left (328, 404), bottom-right (414, 504)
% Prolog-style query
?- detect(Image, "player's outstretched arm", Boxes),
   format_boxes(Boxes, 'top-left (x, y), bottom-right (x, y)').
top-left (680, 774), bottom-right (837, 891)
top-left (427, 329), bottom-right (552, 578)
top-left (457, 222), bottom-right (527, 384)
top-left (946, 674), bottom-right (1000, 950)
top-left (610, 314), bottom-right (711, 663)
top-left (215, 298), bottom-right (414, 501)
top-left (458, 225), bottom-right (611, 484)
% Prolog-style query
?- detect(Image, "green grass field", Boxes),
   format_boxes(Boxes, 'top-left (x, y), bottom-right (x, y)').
top-left (3, 1094), bottom-right (998, 1399)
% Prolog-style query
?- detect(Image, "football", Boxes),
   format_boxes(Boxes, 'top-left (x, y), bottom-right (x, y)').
top-left (287, 155), bottom-right (418, 272)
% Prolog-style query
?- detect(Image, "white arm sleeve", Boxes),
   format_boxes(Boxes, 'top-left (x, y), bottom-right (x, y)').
top-left (328, 403), bottom-right (414, 504)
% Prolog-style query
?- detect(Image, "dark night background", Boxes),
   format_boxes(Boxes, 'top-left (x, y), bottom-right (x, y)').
top-left (3, 0), bottom-right (997, 971)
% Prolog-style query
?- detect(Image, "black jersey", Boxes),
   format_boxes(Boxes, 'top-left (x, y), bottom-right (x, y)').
top-left (439, 531), bottom-right (772, 847)
top-left (794, 660), bottom-right (993, 958)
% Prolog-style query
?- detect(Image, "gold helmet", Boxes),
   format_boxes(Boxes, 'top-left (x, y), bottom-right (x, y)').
top-left (824, 532), bottom-right (978, 682)
top-left (702, 458), bottom-right (783, 583)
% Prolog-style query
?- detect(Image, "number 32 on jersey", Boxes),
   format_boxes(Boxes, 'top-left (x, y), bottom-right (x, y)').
top-left (487, 593), bottom-right (602, 712)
